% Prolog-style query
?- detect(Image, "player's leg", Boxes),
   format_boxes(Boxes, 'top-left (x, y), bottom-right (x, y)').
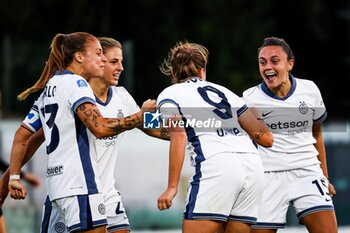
top-left (293, 165), bottom-right (337, 233)
top-left (0, 208), bottom-right (6, 233)
top-left (183, 219), bottom-right (225, 233)
top-left (77, 226), bottom-right (107, 233)
top-left (302, 211), bottom-right (337, 233)
top-left (225, 221), bottom-right (251, 233)
top-left (112, 230), bottom-right (128, 233)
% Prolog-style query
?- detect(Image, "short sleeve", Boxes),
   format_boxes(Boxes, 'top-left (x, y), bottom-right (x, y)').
top-left (69, 77), bottom-right (96, 112)
top-left (312, 83), bottom-right (327, 123)
top-left (157, 89), bottom-right (181, 121)
top-left (23, 102), bottom-right (42, 132)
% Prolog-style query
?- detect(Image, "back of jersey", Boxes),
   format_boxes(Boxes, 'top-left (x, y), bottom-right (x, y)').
top-left (157, 77), bottom-right (257, 166)
top-left (34, 71), bottom-right (101, 201)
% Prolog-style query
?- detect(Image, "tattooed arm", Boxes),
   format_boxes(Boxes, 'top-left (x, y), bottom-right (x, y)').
top-left (238, 108), bottom-right (274, 148)
top-left (138, 125), bottom-right (170, 141)
top-left (76, 99), bottom-right (156, 138)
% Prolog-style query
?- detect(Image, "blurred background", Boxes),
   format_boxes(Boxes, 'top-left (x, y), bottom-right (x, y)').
top-left (0, 0), bottom-right (350, 232)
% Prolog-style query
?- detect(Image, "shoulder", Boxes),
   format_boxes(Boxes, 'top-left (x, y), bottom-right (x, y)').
top-left (62, 74), bottom-right (90, 88)
top-left (111, 85), bottom-right (138, 102)
top-left (113, 85), bottom-right (127, 92)
top-left (157, 85), bottom-right (179, 105)
top-left (207, 81), bottom-right (237, 95)
top-left (159, 84), bottom-right (178, 96)
top-left (61, 73), bottom-right (86, 81)
top-left (295, 77), bottom-right (316, 86)
top-left (294, 77), bottom-right (321, 93)
top-left (111, 86), bottom-right (130, 95)
top-left (242, 84), bottom-right (261, 98)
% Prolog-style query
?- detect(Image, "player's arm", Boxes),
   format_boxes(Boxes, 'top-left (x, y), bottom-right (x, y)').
top-left (76, 99), bottom-right (156, 138)
top-left (1, 128), bottom-right (43, 205)
top-left (138, 125), bottom-right (170, 140)
top-left (8, 124), bottom-right (36, 200)
top-left (238, 107), bottom-right (274, 147)
top-left (157, 115), bottom-right (186, 210)
top-left (313, 123), bottom-right (336, 195)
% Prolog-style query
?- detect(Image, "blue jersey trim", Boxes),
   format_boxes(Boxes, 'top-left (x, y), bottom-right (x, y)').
top-left (184, 162), bottom-right (202, 220)
top-left (261, 75), bottom-right (297, 100)
top-left (252, 222), bottom-right (285, 229)
top-left (26, 105), bottom-right (42, 131)
top-left (31, 104), bottom-right (39, 112)
top-left (107, 224), bottom-right (130, 232)
top-left (54, 70), bottom-right (75, 75)
top-left (237, 104), bottom-right (248, 117)
top-left (229, 215), bottom-right (257, 224)
top-left (180, 105), bottom-right (206, 219)
top-left (40, 196), bottom-right (52, 233)
top-left (69, 220), bottom-right (107, 232)
top-left (74, 115), bottom-right (98, 194)
top-left (158, 98), bottom-right (179, 108)
top-left (314, 111), bottom-right (327, 124)
top-left (188, 213), bottom-right (228, 221)
top-left (297, 205), bottom-right (334, 222)
top-left (78, 195), bottom-right (92, 229)
top-left (72, 97), bottom-right (96, 112)
top-left (95, 87), bottom-right (113, 106)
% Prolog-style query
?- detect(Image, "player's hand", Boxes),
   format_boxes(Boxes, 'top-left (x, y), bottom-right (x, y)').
top-left (9, 179), bottom-right (27, 200)
top-left (328, 182), bottom-right (336, 196)
top-left (22, 172), bottom-right (41, 187)
top-left (157, 187), bottom-right (177, 211)
top-left (141, 99), bottom-right (157, 113)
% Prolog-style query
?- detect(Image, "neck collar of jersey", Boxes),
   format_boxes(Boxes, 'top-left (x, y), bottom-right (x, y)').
top-left (54, 70), bottom-right (75, 75)
top-left (261, 74), bottom-right (296, 100)
top-left (95, 86), bottom-right (113, 106)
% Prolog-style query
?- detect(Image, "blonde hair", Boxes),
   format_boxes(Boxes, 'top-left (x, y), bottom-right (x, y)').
top-left (18, 32), bottom-right (96, 100)
top-left (98, 37), bottom-right (122, 52)
top-left (160, 41), bottom-right (208, 83)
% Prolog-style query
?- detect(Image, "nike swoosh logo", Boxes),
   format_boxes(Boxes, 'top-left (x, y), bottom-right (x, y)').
top-left (262, 111), bottom-right (273, 117)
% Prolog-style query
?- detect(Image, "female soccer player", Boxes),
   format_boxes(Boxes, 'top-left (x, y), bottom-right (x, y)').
top-left (2, 36), bottom-right (163, 233)
top-left (242, 37), bottom-right (337, 233)
top-left (156, 41), bottom-right (273, 233)
top-left (7, 32), bottom-right (155, 233)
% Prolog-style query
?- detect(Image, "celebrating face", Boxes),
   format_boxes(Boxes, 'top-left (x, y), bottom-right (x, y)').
top-left (258, 45), bottom-right (294, 92)
top-left (102, 47), bottom-right (124, 86)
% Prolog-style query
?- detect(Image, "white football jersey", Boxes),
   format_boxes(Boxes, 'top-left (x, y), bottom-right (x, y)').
top-left (90, 86), bottom-right (139, 201)
top-left (23, 70), bottom-right (102, 200)
top-left (157, 77), bottom-right (258, 166)
top-left (242, 76), bottom-right (327, 171)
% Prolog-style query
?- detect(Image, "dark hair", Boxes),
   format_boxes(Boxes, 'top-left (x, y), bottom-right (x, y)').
top-left (160, 41), bottom-right (208, 83)
top-left (18, 32), bottom-right (97, 100)
top-left (258, 37), bottom-right (294, 61)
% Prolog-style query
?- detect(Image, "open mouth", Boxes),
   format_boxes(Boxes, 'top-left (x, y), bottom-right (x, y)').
top-left (265, 71), bottom-right (277, 81)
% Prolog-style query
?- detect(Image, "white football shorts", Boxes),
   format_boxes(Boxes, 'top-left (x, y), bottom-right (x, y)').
top-left (105, 191), bottom-right (130, 232)
top-left (40, 192), bottom-right (129, 233)
top-left (184, 152), bottom-right (264, 225)
top-left (40, 196), bottom-right (67, 233)
top-left (51, 193), bottom-right (107, 232)
top-left (252, 164), bottom-right (335, 229)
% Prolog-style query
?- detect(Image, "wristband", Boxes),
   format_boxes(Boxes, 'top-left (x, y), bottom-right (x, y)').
top-left (9, 174), bottom-right (21, 180)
